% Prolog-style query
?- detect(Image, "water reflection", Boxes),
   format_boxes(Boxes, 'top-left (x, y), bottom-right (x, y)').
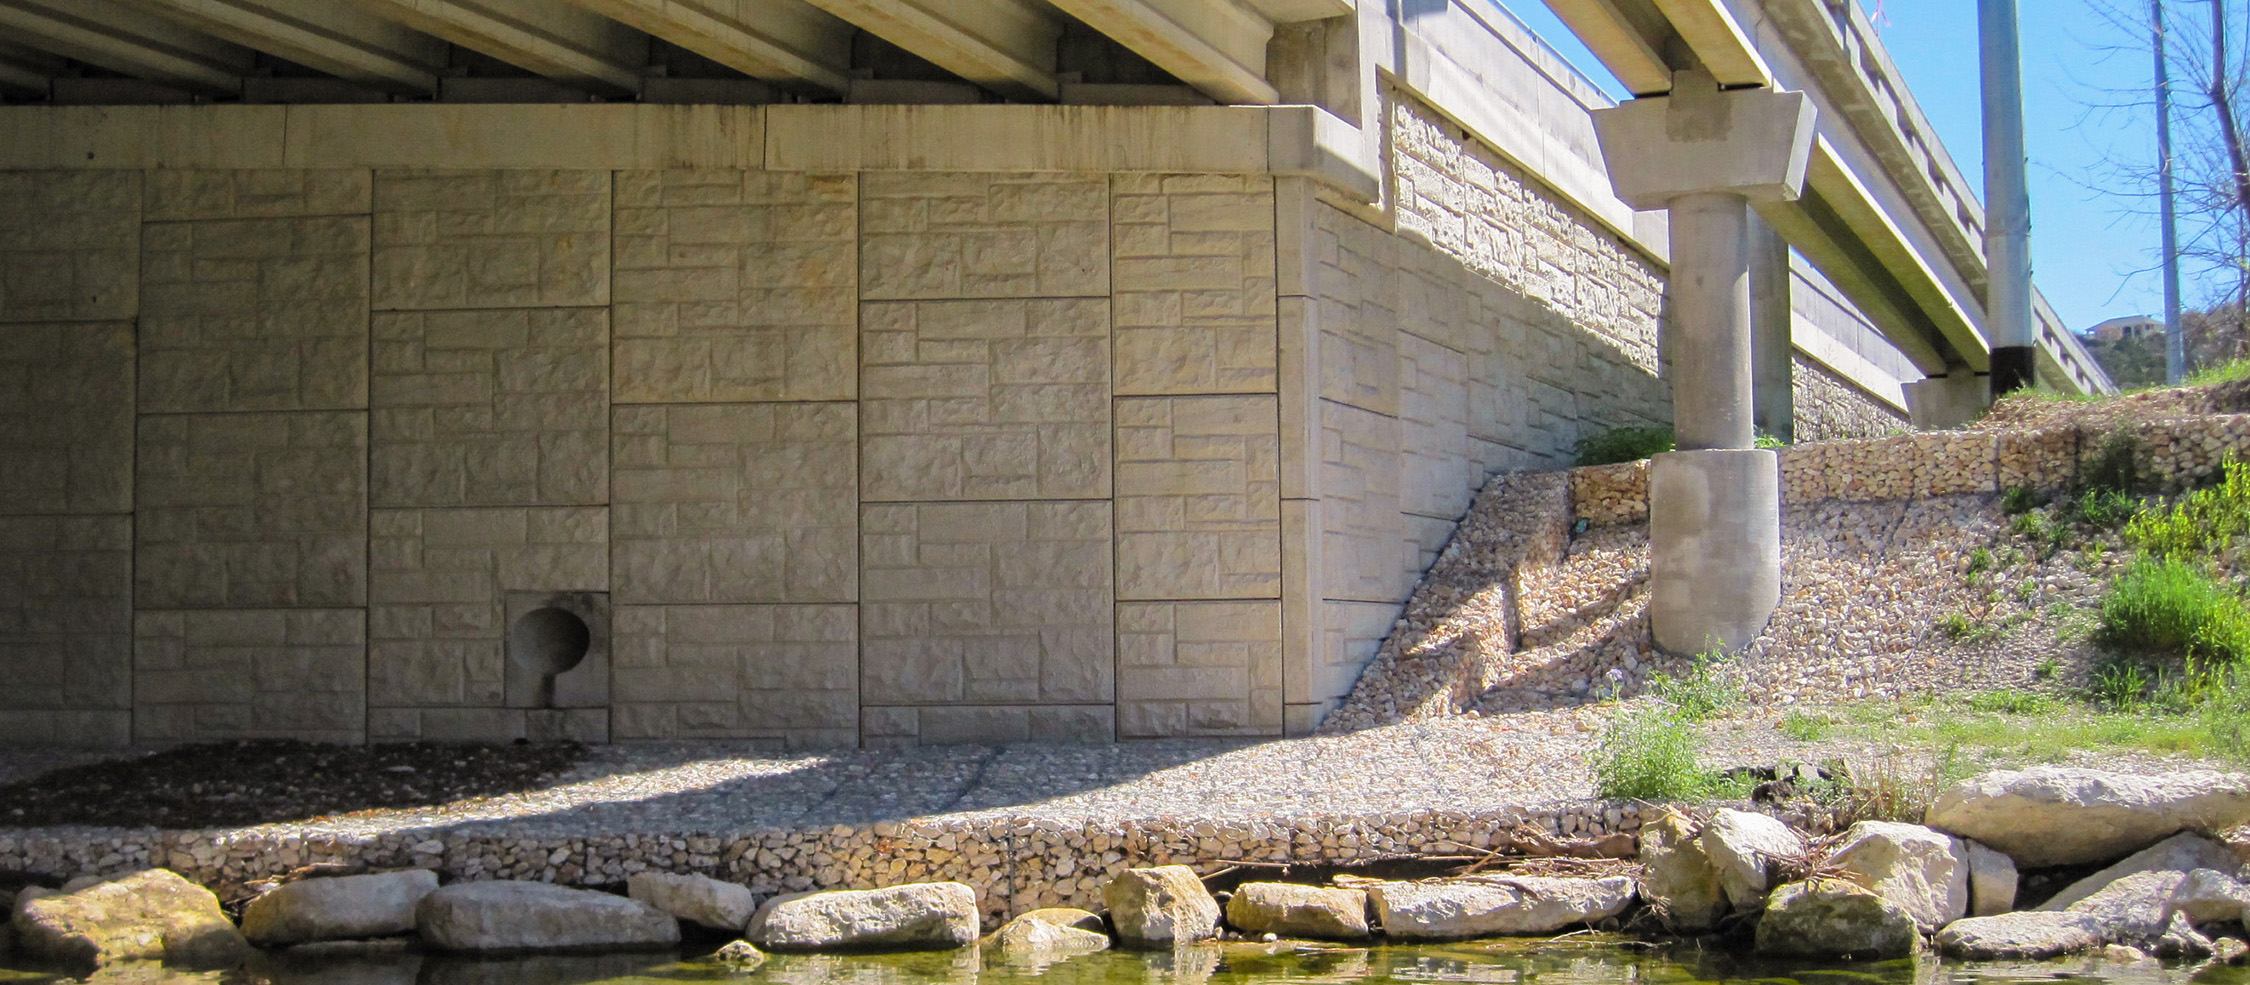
top-left (6, 939), bottom-right (2250, 985)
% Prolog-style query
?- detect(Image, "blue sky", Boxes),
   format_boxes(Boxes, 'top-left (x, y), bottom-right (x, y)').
top-left (1495, 0), bottom-right (2174, 332)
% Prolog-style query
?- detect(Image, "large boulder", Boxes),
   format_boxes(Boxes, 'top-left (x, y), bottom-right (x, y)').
top-left (1938, 869), bottom-right (2187, 959)
top-left (1369, 876), bottom-right (1634, 940)
top-left (1754, 880), bottom-right (1919, 959)
top-left (1926, 767), bottom-right (2250, 867)
top-left (1965, 841), bottom-right (2018, 916)
top-left (1224, 883), bottom-right (1369, 940)
top-left (1104, 866), bottom-right (1221, 947)
top-left (626, 872), bottom-right (757, 932)
top-left (746, 882), bottom-right (979, 951)
top-left (987, 913), bottom-right (1111, 963)
top-left (1639, 809), bottom-right (1726, 931)
top-left (241, 870), bottom-right (440, 946)
top-left (1825, 820), bottom-right (1969, 931)
top-left (1699, 809), bottom-right (1804, 910)
top-left (416, 881), bottom-right (680, 953)
top-left (13, 868), bottom-right (251, 971)
top-left (1013, 908), bottom-right (1106, 934)
top-left (2176, 868), bottom-right (2250, 924)
top-left (2040, 832), bottom-right (2237, 911)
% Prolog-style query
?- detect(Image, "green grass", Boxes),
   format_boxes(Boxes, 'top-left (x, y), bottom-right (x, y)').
top-left (2189, 358), bottom-right (2250, 387)
top-left (1649, 651), bottom-right (1742, 721)
top-left (2096, 557), bottom-right (2250, 663)
top-left (1829, 694), bottom-right (2214, 765)
top-left (1591, 705), bottom-right (1726, 800)
top-left (2123, 453), bottom-right (2250, 561)
top-left (1778, 710), bottom-right (1833, 741)
top-left (1569, 426), bottom-right (1788, 467)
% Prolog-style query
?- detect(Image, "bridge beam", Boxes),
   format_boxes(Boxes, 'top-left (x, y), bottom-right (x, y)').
top-left (358, 0), bottom-right (648, 96)
top-left (797, 0), bottom-right (1059, 101)
top-left (114, 0), bottom-right (446, 94)
top-left (562, 0), bottom-right (851, 95)
top-left (0, 0), bottom-right (252, 94)
top-left (1043, 0), bottom-right (1279, 104)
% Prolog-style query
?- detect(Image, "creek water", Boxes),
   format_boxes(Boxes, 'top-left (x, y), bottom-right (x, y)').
top-left (0, 938), bottom-right (2240, 985)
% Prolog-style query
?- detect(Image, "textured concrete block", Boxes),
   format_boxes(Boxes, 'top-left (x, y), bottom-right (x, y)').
top-left (373, 170), bottom-right (609, 310)
top-left (134, 609), bottom-right (366, 743)
top-left (0, 171), bottom-right (139, 323)
top-left (613, 170), bottom-right (856, 403)
top-left (145, 169), bottom-right (371, 221)
top-left (860, 173), bottom-right (1108, 299)
top-left (611, 603), bottom-right (856, 747)
top-left (1118, 601), bottom-right (1282, 737)
top-left (1317, 600), bottom-right (1397, 705)
top-left (0, 516), bottom-right (131, 724)
top-left (1115, 395), bottom-right (1281, 600)
top-left (1112, 174), bottom-right (1279, 395)
top-left (136, 411), bottom-right (368, 608)
top-left (1398, 332), bottom-right (1471, 520)
top-left (372, 307), bottom-right (609, 507)
top-left (861, 501), bottom-right (1113, 709)
top-left (139, 214), bottom-right (371, 412)
top-left (862, 298), bottom-right (1110, 501)
top-left (367, 507), bottom-right (606, 719)
top-left (1311, 204), bottom-right (1399, 416)
top-left (613, 403), bottom-right (855, 604)
top-left (0, 322), bottom-right (134, 514)
top-left (1317, 398), bottom-right (1405, 604)
top-left (862, 704), bottom-right (1114, 745)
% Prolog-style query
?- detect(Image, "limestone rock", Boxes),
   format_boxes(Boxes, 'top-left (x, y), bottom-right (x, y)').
top-left (1224, 883), bottom-right (1369, 940)
top-left (747, 882), bottom-right (979, 952)
top-left (12, 868), bottom-right (251, 971)
top-left (987, 913), bottom-right (1111, 962)
top-left (2041, 832), bottom-right (2238, 911)
top-left (1926, 767), bottom-right (2250, 866)
top-left (416, 881), bottom-right (680, 953)
top-left (2176, 868), bottom-right (2250, 924)
top-left (1104, 866), bottom-right (1221, 947)
top-left (1937, 869), bottom-right (2186, 959)
top-left (1369, 876), bottom-right (1634, 940)
top-left (714, 940), bottom-right (766, 971)
top-left (1754, 880), bottom-right (1920, 959)
top-left (1014, 908), bottom-right (1105, 934)
top-left (1965, 840), bottom-right (2018, 917)
top-left (241, 870), bottom-right (440, 946)
top-left (627, 872), bottom-right (757, 932)
top-left (2156, 910), bottom-right (2215, 959)
top-left (1825, 820), bottom-right (1969, 931)
top-left (1639, 808), bottom-right (1726, 931)
top-left (2062, 869), bottom-right (2187, 942)
top-left (1699, 809), bottom-right (1804, 910)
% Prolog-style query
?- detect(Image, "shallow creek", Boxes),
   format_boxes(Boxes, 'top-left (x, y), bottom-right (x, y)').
top-left (0, 939), bottom-right (2240, 985)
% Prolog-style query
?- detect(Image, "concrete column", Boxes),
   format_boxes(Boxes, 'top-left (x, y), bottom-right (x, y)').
top-left (1592, 72), bottom-right (1816, 657)
top-left (1750, 216), bottom-right (1795, 443)
top-left (1669, 192), bottom-right (1756, 451)
top-left (1907, 366), bottom-right (1989, 430)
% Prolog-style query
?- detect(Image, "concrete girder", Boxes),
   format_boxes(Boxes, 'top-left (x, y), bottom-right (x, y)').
top-left (1043, 0), bottom-right (1280, 105)
top-left (115, 0), bottom-right (446, 93)
top-left (563, 0), bottom-right (851, 94)
top-left (1758, 185), bottom-right (1953, 376)
top-left (1535, 0), bottom-right (1677, 96)
top-left (357, 0), bottom-right (649, 95)
top-left (0, 0), bottom-right (252, 94)
top-left (0, 37), bottom-right (58, 93)
top-left (796, 0), bottom-right (1058, 101)
top-left (1238, 0), bottom-right (1354, 21)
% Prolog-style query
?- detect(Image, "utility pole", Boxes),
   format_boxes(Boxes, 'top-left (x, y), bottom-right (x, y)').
top-left (2158, 0), bottom-right (2187, 383)
top-left (1982, 0), bottom-right (2038, 395)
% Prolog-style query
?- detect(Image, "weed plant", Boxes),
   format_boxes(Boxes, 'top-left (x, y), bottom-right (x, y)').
top-left (1778, 710), bottom-right (1833, 741)
top-left (1650, 651), bottom-right (1742, 721)
top-left (1591, 706), bottom-right (1722, 800)
top-left (2098, 558), bottom-right (2250, 664)
top-left (2123, 454), bottom-right (2250, 563)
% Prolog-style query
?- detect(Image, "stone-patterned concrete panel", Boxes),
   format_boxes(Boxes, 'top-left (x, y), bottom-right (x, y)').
top-left (1316, 398), bottom-right (1404, 604)
top-left (862, 298), bottom-right (1110, 501)
top-left (861, 501), bottom-right (1114, 710)
top-left (373, 170), bottom-right (609, 310)
top-left (1399, 331), bottom-right (1470, 520)
top-left (1311, 205), bottom-right (1400, 416)
top-left (134, 609), bottom-right (366, 743)
top-left (0, 516), bottom-right (131, 743)
top-left (368, 507), bottom-right (606, 716)
top-left (140, 215), bottom-right (370, 412)
top-left (1112, 174), bottom-right (1278, 395)
top-left (372, 307), bottom-right (609, 507)
top-left (0, 172), bottom-right (139, 323)
top-left (613, 403), bottom-right (856, 604)
top-left (611, 603), bottom-right (856, 747)
top-left (861, 704), bottom-right (1114, 746)
top-left (136, 412), bottom-right (367, 608)
top-left (1115, 395), bottom-right (1281, 600)
top-left (1117, 600), bottom-right (1281, 737)
top-left (860, 173), bottom-right (1108, 300)
top-left (613, 170), bottom-right (857, 403)
top-left (145, 170), bottom-right (371, 221)
top-left (0, 322), bottom-right (133, 515)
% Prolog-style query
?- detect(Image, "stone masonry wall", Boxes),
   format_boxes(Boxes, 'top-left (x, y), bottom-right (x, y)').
top-left (0, 106), bottom-right (1909, 745)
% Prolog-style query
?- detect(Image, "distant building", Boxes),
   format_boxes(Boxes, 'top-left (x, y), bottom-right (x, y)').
top-left (2087, 316), bottom-right (2164, 343)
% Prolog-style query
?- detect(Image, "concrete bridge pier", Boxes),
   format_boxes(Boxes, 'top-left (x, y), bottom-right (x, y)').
top-left (1593, 72), bottom-right (1817, 656)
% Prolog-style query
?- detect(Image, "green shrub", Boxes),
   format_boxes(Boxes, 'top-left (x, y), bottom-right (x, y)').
top-left (1592, 706), bottom-right (1721, 800)
top-left (2124, 454), bottom-right (2250, 562)
top-left (2001, 486), bottom-right (2045, 516)
top-left (1650, 651), bottom-right (1742, 721)
top-left (1572, 426), bottom-right (1674, 467)
top-left (2189, 358), bottom-right (2250, 387)
top-left (2091, 657), bottom-right (2153, 709)
top-left (2066, 488), bottom-right (2141, 530)
top-left (2096, 557), bottom-right (2250, 662)
top-left (2081, 432), bottom-right (2147, 495)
